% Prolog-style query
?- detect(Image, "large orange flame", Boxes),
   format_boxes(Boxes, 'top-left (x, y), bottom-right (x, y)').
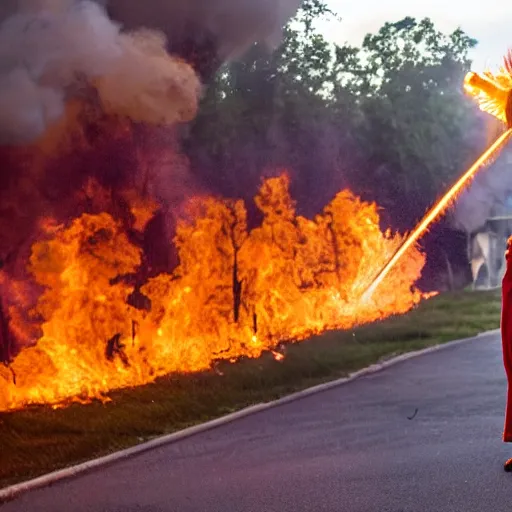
top-left (0, 175), bottom-right (426, 411)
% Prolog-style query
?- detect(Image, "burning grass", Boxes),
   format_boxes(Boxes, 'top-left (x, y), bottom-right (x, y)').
top-left (0, 288), bottom-right (501, 489)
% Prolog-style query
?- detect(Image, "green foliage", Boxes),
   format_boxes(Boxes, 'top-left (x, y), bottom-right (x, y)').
top-left (184, 1), bottom-right (487, 239)
top-left (351, 17), bottom-right (483, 226)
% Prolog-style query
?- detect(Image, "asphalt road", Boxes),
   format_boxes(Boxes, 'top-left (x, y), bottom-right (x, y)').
top-left (3, 332), bottom-right (512, 512)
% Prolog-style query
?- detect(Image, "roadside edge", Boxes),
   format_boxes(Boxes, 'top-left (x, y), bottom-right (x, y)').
top-left (0, 328), bottom-right (500, 503)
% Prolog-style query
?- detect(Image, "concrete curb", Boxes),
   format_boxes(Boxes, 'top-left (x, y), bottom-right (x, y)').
top-left (0, 328), bottom-right (500, 504)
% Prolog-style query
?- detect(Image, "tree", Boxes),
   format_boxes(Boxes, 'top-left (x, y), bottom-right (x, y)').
top-left (184, 0), bottom-right (354, 215)
top-left (346, 17), bottom-right (486, 229)
top-left (183, 6), bottom-right (487, 288)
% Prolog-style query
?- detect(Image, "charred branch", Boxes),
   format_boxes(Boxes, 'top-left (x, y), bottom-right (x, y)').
top-left (325, 212), bottom-right (343, 288)
top-left (105, 333), bottom-right (129, 367)
top-left (225, 203), bottom-right (246, 324)
top-left (232, 257), bottom-right (243, 323)
top-left (131, 320), bottom-right (138, 346)
top-left (0, 289), bottom-right (12, 365)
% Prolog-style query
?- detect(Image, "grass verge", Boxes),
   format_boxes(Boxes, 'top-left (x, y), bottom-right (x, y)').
top-left (0, 289), bottom-right (502, 489)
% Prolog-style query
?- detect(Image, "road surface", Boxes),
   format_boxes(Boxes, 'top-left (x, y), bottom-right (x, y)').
top-left (2, 332), bottom-right (512, 512)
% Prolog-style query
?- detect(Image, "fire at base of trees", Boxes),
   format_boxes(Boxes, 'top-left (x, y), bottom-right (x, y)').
top-left (0, 174), bottom-right (425, 411)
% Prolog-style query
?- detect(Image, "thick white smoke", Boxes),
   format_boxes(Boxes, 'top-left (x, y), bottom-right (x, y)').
top-left (0, 0), bottom-right (201, 145)
top-left (0, 0), bottom-right (302, 146)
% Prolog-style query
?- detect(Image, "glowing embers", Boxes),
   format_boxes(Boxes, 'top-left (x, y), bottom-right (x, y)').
top-left (0, 175), bottom-right (426, 411)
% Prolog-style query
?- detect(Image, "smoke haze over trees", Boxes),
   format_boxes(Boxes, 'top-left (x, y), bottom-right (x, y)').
top-left (184, 1), bottom-right (493, 290)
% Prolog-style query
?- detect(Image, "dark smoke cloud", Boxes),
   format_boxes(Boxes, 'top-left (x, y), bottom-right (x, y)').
top-left (102, 0), bottom-right (302, 76)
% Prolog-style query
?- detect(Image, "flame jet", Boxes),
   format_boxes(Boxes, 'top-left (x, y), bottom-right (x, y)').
top-left (361, 54), bottom-right (512, 302)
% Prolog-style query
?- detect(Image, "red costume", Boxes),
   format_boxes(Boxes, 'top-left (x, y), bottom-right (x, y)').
top-left (502, 237), bottom-right (512, 442)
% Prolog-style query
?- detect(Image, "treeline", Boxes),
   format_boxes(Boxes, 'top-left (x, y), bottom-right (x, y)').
top-left (183, 1), bottom-right (491, 290)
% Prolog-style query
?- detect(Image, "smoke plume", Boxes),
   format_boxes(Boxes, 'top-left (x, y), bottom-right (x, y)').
top-left (0, 0), bottom-right (201, 145)
top-left (0, 0), bottom-right (302, 361)
top-left (101, 0), bottom-right (302, 78)
top-left (0, 0), bottom-right (302, 145)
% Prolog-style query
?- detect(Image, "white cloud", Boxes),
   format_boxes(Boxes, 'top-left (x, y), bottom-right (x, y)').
top-left (321, 0), bottom-right (512, 71)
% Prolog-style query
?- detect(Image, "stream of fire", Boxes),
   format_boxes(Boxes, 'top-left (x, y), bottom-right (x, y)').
top-left (362, 128), bottom-right (512, 301)
top-left (362, 53), bottom-right (512, 300)
top-left (0, 171), bottom-right (427, 411)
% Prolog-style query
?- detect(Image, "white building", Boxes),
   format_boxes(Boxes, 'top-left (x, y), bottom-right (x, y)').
top-left (470, 214), bottom-right (512, 289)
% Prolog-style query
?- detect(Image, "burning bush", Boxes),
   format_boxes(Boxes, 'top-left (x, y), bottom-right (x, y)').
top-left (0, 1), bottom-right (427, 412)
top-left (0, 174), bottom-right (425, 411)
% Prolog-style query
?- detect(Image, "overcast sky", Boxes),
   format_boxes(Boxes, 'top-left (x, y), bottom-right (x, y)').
top-left (320, 0), bottom-right (512, 72)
